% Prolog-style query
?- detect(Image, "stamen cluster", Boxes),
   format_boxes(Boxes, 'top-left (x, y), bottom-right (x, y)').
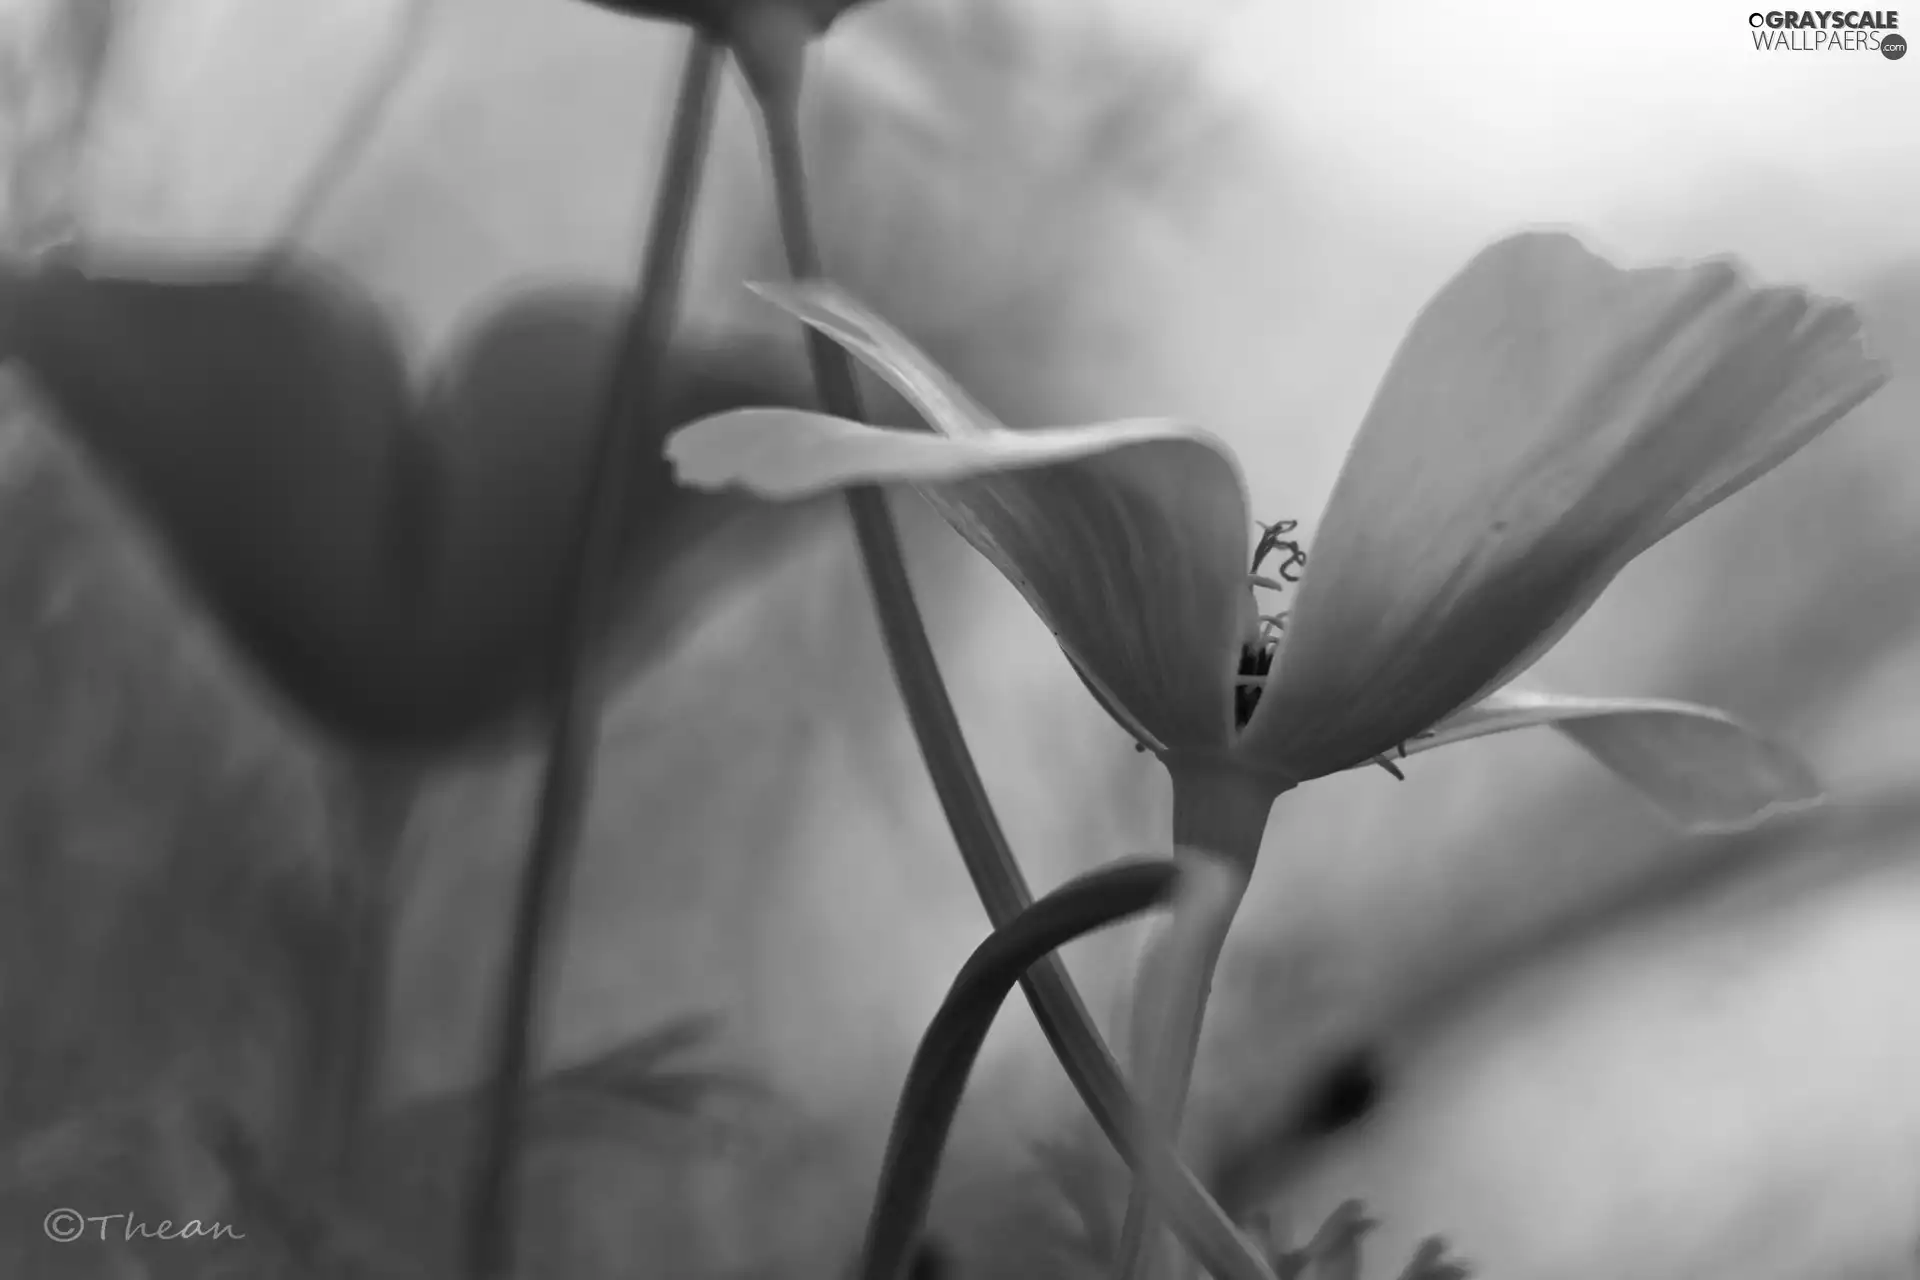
top-left (1235, 518), bottom-right (1419, 778)
top-left (1235, 518), bottom-right (1305, 729)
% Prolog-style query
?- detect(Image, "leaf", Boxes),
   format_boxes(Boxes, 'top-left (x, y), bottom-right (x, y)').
top-left (1395, 1237), bottom-right (1474, 1280)
top-left (1300, 1200), bottom-right (1375, 1280)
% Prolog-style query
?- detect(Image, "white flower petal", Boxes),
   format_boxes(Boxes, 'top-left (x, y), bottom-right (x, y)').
top-left (1405, 686), bottom-right (1824, 835)
top-left (693, 281), bottom-right (1269, 753)
top-left (748, 278), bottom-right (1001, 438)
top-left (668, 406), bottom-right (1208, 498)
top-left (667, 407), bottom-right (1252, 752)
top-left (1649, 298), bottom-right (1887, 543)
top-left (1244, 230), bottom-right (1886, 780)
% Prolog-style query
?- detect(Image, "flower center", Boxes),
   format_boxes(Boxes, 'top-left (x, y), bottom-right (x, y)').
top-left (1236, 516), bottom-right (1411, 780)
top-left (1236, 518), bottom-right (1306, 729)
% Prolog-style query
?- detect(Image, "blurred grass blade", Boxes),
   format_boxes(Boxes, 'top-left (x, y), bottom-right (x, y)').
top-left (541, 1012), bottom-right (768, 1116)
top-left (543, 1011), bottom-right (724, 1089)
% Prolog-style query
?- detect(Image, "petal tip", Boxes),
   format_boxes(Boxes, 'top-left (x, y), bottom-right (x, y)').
top-left (1669, 786), bottom-right (1829, 839)
top-left (662, 420), bottom-right (739, 493)
top-left (745, 276), bottom-right (836, 313)
top-left (1660, 746), bottom-right (1828, 835)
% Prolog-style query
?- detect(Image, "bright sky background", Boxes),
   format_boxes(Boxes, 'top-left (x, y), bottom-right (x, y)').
top-left (1209, 0), bottom-right (1920, 280)
top-left (0, 0), bottom-right (1873, 264)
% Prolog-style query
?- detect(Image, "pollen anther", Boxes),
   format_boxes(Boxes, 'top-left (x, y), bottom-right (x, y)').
top-left (1237, 516), bottom-right (1309, 730)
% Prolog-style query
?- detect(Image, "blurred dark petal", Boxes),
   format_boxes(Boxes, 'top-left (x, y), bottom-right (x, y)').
top-left (4, 254), bottom-right (830, 755)
top-left (571, 0), bottom-right (873, 40)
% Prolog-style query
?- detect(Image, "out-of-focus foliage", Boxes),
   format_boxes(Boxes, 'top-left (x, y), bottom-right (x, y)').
top-left (0, 419), bottom-right (332, 1279)
top-left (0, 0), bottom-right (113, 247)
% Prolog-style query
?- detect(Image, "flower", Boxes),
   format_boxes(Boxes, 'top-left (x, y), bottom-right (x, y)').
top-left (665, 231), bottom-right (1886, 832)
top-left (665, 229), bottom-right (1887, 1278)
top-left (575, 0), bottom-right (871, 33)
top-left (0, 249), bottom-right (815, 754)
top-left (570, 0), bottom-right (876, 108)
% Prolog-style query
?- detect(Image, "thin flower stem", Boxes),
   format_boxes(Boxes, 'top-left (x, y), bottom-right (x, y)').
top-left (459, 34), bottom-right (723, 1280)
top-left (317, 756), bottom-right (421, 1190)
top-left (741, 35), bottom-right (1272, 1280)
top-left (1116, 847), bottom-right (1254, 1280)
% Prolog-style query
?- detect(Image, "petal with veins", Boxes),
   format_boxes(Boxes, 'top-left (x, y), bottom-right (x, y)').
top-left (682, 280), bottom-right (1263, 752)
top-left (748, 278), bottom-right (1002, 439)
top-left (670, 406), bottom-right (1251, 752)
top-left (1244, 231), bottom-right (1886, 780)
top-left (1405, 687), bottom-right (1825, 835)
top-left (669, 306), bottom-right (1255, 753)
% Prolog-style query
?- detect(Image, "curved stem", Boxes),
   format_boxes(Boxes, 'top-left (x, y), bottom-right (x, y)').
top-left (735, 23), bottom-right (1258, 1271)
top-left (858, 856), bottom-right (1180, 1280)
top-left (459, 34), bottom-right (722, 1280)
